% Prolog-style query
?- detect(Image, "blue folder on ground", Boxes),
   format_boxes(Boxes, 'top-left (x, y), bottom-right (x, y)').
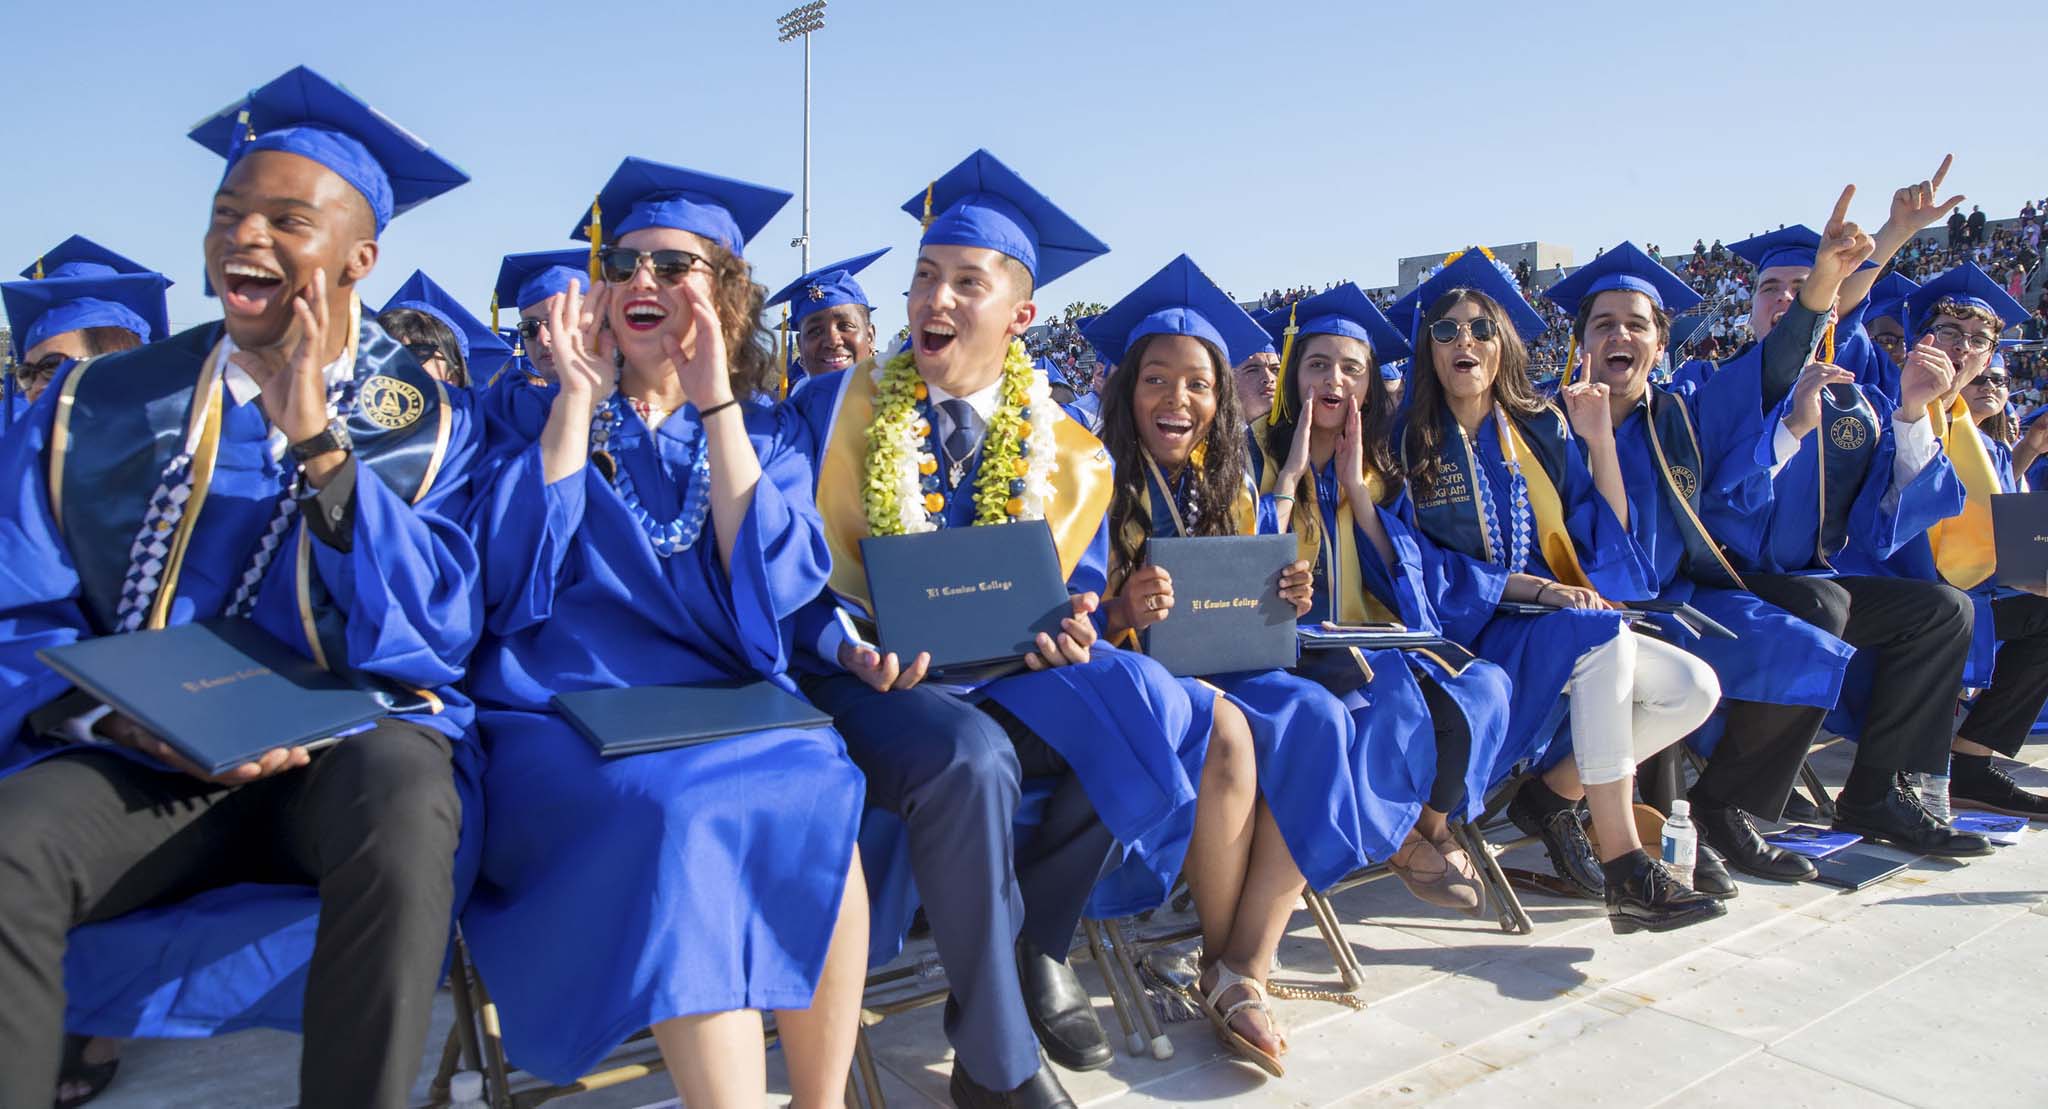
top-left (551, 681), bottom-right (832, 756)
top-left (36, 619), bottom-right (384, 775)
top-left (860, 521), bottom-right (1071, 671)
top-left (1143, 535), bottom-right (1297, 676)
top-left (1763, 825), bottom-right (1863, 859)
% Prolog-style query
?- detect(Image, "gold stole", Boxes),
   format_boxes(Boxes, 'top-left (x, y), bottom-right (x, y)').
top-left (816, 361), bottom-right (1113, 615)
top-left (1258, 445), bottom-right (1398, 625)
top-left (1493, 411), bottom-right (1595, 590)
top-left (1926, 394), bottom-right (1999, 589)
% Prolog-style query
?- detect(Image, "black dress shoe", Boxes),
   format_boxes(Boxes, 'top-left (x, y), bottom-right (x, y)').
top-left (1690, 839), bottom-right (1739, 899)
top-left (1508, 791), bottom-right (1603, 897)
top-left (1017, 939), bottom-right (1111, 1072)
top-left (1833, 775), bottom-right (1993, 858)
top-left (1603, 849), bottom-right (1727, 935)
top-left (1696, 803), bottom-right (1817, 882)
top-left (1951, 756), bottom-right (2048, 822)
top-left (950, 1061), bottom-right (1077, 1109)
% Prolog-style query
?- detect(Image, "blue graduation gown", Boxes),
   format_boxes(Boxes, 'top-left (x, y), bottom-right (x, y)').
top-left (458, 398), bottom-right (865, 1084)
top-left (0, 319), bottom-right (486, 1038)
top-left (1403, 413), bottom-right (1652, 776)
top-left (1612, 392), bottom-right (1853, 712)
top-left (781, 368), bottom-right (1200, 957)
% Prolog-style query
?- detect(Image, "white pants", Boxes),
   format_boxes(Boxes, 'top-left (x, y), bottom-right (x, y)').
top-left (1567, 628), bottom-right (1722, 787)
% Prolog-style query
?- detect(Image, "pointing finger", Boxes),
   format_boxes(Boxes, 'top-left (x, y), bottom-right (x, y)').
top-left (1827, 184), bottom-right (1856, 231)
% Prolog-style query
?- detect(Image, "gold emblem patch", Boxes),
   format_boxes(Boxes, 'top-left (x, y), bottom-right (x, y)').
top-left (1669, 465), bottom-right (1698, 501)
top-left (1829, 416), bottom-right (1868, 451)
top-left (358, 375), bottom-right (425, 431)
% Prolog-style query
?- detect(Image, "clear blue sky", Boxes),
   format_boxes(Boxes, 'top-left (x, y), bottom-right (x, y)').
top-left (4, 0), bottom-right (2044, 339)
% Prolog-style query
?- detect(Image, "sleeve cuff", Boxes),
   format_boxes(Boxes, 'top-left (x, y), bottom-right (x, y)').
top-left (301, 456), bottom-right (358, 553)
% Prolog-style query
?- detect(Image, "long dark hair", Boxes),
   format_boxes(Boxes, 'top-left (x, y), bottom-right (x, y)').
top-left (1258, 332), bottom-right (1401, 553)
top-left (1100, 333), bottom-right (1250, 585)
top-left (1402, 288), bottom-right (1545, 489)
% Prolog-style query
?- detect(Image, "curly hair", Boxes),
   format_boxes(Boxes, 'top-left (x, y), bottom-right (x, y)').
top-left (606, 239), bottom-right (776, 400)
top-left (1099, 333), bottom-right (1251, 587)
top-left (1402, 288), bottom-right (1545, 489)
top-left (1258, 333), bottom-right (1401, 554)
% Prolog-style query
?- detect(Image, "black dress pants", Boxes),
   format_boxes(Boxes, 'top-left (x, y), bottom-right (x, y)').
top-left (1958, 592), bottom-right (2048, 756)
top-left (0, 722), bottom-right (460, 1109)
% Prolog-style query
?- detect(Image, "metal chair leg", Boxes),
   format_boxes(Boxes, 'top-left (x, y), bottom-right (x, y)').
top-left (1301, 888), bottom-right (1364, 992)
top-left (852, 1024), bottom-right (886, 1109)
top-left (1081, 918), bottom-right (1146, 1058)
top-left (466, 957), bottom-right (516, 1109)
top-left (1801, 760), bottom-right (1837, 820)
top-left (1453, 818), bottom-right (1533, 936)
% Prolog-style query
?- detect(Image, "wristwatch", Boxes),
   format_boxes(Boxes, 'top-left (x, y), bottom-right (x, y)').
top-left (289, 418), bottom-right (353, 462)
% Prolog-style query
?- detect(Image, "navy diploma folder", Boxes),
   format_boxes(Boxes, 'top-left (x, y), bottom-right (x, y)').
top-left (1142, 535), bottom-right (1299, 676)
top-left (860, 521), bottom-right (1072, 671)
top-left (1991, 492), bottom-right (2048, 590)
top-left (36, 619), bottom-right (385, 775)
top-left (552, 681), bottom-right (832, 757)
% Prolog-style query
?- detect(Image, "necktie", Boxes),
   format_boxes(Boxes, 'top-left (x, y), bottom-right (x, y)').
top-left (937, 398), bottom-right (983, 489)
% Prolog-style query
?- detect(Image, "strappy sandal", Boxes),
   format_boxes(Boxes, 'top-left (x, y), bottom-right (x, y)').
top-left (56, 1033), bottom-right (120, 1109)
top-left (1429, 829), bottom-right (1489, 919)
top-left (1390, 829), bottom-right (1481, 915)
top-left (1198, 963), bottom-right (1286, 1078)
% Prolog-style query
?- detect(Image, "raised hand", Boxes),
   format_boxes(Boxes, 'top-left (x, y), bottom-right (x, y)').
top-left (1782, 362), bottom-right (1858, 440)
top-left (669, 279), bottom-right (734, 410)
top-left (1277, 559), bottom-right (1315, 617)
top-left (1335, 402), bottom-right (1368, 499)
top-left (1899, 336), bottom-right (1957, 418)
top-left (1028, 592), bottom-right (1100, 671)
top-left (1273, 393), bottom-right (1316, 496)
top-left (234, 265), bottom-right (333, 446)
top-left (549, 278), bottom-right (613, 406)
top-left (1813, 185), bottom-right (1876, 283)
top-left (1886, 153), bottom-right (1965, 234)
top-left (1560, 380), bottom-right (1614, 443)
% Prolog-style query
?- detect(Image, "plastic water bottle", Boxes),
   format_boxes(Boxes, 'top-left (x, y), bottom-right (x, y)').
top-left (448, 1070), bottom-right (486, 1109)
top-left (1920, 765), bottom-right (1953, 826)
top-left (1661, 800), bottom-right (1697, 889)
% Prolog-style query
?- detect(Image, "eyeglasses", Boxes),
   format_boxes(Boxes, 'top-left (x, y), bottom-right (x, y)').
top-left (598, 247), bottom-right (708, 285)
top-left (1972, 373), bottom-right (2010, 389)
top-left (515, 318), bottom-right (550, 341)
top-left (404, 342), bottom-right (446, 364)
top-left (1929, 323), bottom-right (1999, 354)
top-left (1428, 317), bottom-right (1499, 344)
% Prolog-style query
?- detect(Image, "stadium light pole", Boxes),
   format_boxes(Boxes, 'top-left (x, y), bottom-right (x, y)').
top-left (777, 1), bottom-right (827, 275)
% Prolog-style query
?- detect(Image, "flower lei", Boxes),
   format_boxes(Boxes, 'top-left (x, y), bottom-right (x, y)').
top-left (863, 339), bottom-right (1057, 536)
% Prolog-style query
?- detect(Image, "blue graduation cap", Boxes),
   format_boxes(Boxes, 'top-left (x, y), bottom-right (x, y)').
top-left (1726, 225), bottom-right (1821, 274)
top-left (571, 157), bottom-right (791, 257)
top-left (19, 235), bottom-right (155, 280)
top-left (764, 248), bottom-right (889, 327)
top-left (1281, 283), bottom-right (1413, 363)
top-left (1904, 262), bottom-right (2028, 333)
top-left (1080, 254), bottom-right (1271, 369)
top-left (189, 65), bottom-right (469, 233)
top-left (3, 271), bottom-right (173, 362)
top-left (1539, 241), bottom-right (1702, 317)
top-left (377, 270), bottom-right (511, 365)
top-left (1387, 250), bottom-right (1548, 350)
top-left (1866, 272), bottom-right (1921, 324)
top-left (1246, 307), bottom-right (1281, 356)
top-left (901, 149), bottom-right (1108, 288)
top-left (494, 249), bottom-right (590, 317)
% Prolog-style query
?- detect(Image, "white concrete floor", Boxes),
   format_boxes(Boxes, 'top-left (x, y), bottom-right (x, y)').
top-left (88, 735), bottom-right (2048, 1108)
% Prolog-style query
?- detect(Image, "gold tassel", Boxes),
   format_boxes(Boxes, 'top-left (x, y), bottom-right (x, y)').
top-left (1565, 334), bottom-right (1579, 386)
top-left (920, 182), bottom-right (935, 230)
top-left (1268, 302), bottom-right (1301, 427)
top-left (775, 306), bottom-right (790, 399)
top-left (1820, 319), bottom-right (1837, 365)
top-left (31, 258), bottom-right (44, 280)
top-left (238, 108), bottom-right (254, 142)
top-left (586, 196), bottom-right (603, 283)
top-left (489, 291), bottom-right (499, 334)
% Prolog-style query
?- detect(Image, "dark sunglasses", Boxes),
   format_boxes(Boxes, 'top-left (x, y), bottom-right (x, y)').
top-left (12, 352), bottom-right (69, 380)
top-left (1973, 373), bottom-right (2010, 388)
top-left (1428, 317), bottom-right (1499, 344)
top-left (515, 318), bottom-right (549, 341)
top-left (404, 342), bottom-right (447, 364)
top-left (598, 247), bottom-right (707, 285)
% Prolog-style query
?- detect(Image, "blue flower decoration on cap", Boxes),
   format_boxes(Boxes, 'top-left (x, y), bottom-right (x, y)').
top-left (1539, 242), bottom-right (1703, 317)
top-left (1081, 254), bottom-right (1271, 369)
top-left (1865, 272), bottom-right (1921, 324)
top-left (188, 65), bottom-right (469, 233)
top-left (765, 248), bottom-right (889, 327)
top-left (494, 249), bottom-right (591, 314)
top-left (18, 235), bottom-right (155, 281)
top-left (572, 157), bottom-right (791, 258)
top-left (901, 149), bottom-right (1108, 289)
top-left (1904, 262), bottom-right (2027, 333)
top-left (377, 269), bottom-right (511, 366)
top-left (1387, 250), bottom-right (1548, 351)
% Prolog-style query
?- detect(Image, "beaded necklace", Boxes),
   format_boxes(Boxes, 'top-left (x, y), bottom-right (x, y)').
top-left (1471, 411), bottom-right (1532, 574)
top-left (590, 391), bottom-right (712, 557)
